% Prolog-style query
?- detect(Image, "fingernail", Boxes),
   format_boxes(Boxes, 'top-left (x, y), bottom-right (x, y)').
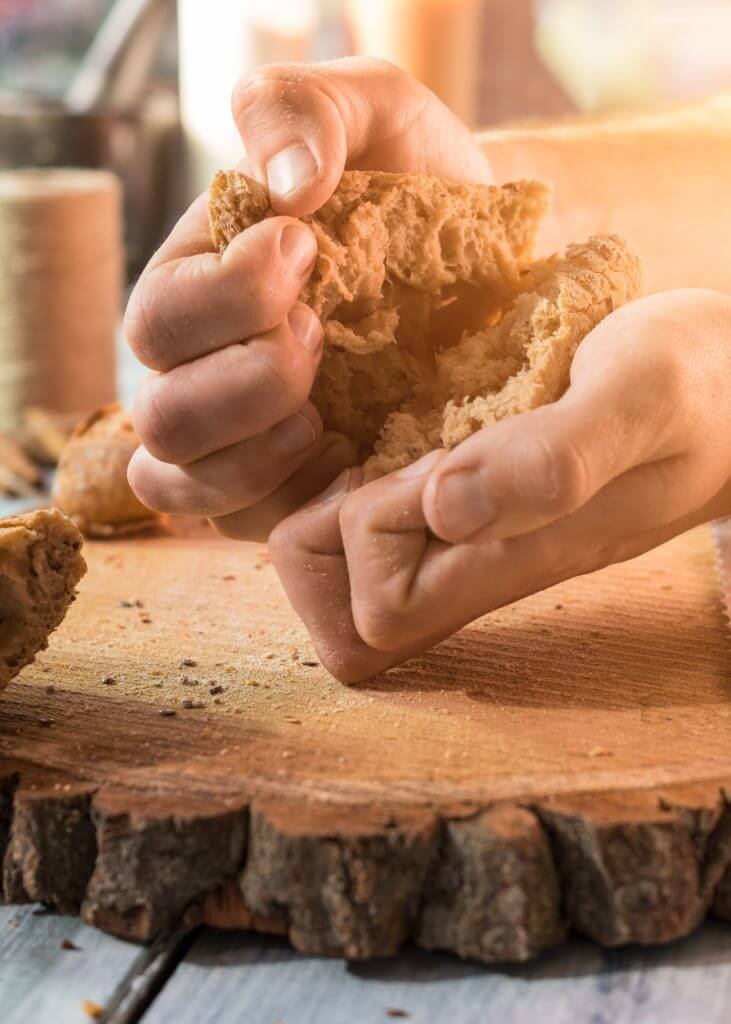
top-left (288, 305), bottom-right (323, 356)
top-left (268, 413), bottom-right (317, 459)
top-left (434, 469), bottom-right (496, 539)
top-left (398, 449), bottom-right (443, 479)
top-left (280, 224), bottom-right (317, 275)
top-left (267, 144), bottom-right (318, 198)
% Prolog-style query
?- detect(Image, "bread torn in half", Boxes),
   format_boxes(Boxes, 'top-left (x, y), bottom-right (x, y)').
top-left (0, 508), bottom-right (86, 692)
top-left (209, 169), bottom-right (643, 477)
top-left (52, 404), bottom-right (160, 537)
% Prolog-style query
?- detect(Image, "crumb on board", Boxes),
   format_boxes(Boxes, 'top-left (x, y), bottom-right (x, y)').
top-left (81, 1000), bottom-right (104, 1020)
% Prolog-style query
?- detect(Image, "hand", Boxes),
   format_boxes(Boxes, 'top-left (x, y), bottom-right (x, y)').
top-left (124, 57), bottom-right (491, 541)
top-left (270, 289), bottom-right (731, 682)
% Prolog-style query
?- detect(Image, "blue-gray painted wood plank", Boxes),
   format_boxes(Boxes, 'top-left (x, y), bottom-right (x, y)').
top-left (143, 922), bottom-right (731, 1024)
top-left (0, 904), bottom-right (143, 1023)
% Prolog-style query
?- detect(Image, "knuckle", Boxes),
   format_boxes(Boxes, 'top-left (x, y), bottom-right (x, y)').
top-left (350, 55), bottom-right (408, 89)
top-left (125, 455), bottom-right (159, 509)
top-left (355, 55), bottom-right (401, 79)
top-left (351, 593), bottom-right (415, 653)
top-left (232, 63), bottom-right (310, 124)
top-left (530, 434), bottom-right (592, 515)
top-left (267, 514), bottom-right (304, 564)
top-left (357, 55), bottom-right (425, 107)
top-left (133, 376), bottom-right (186, 463)
top-left (124, 270), bottom-right (178, 371)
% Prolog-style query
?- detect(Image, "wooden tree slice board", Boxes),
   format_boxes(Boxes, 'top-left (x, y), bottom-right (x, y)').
top-left (1, 521), bottom-right (730, 962)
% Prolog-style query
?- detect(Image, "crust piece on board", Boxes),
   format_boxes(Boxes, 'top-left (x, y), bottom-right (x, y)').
top-left (52, 404), bottom-right (160, 538)
top-left (209, 169), bottom-right (643, 476)
top-left (0, 508), bottom-right (86, 691)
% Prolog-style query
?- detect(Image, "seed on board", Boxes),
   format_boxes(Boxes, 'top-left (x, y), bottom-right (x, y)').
top-left (38, 716), bottom-right (53, 727)
top-left (245, 678), bottom-right (260, 687)
top-left (181, 676), bottom-right (199, 686)
top-left (81, 1000), bottom-right (104, 1020)
top-left (181, 698), bottom-right (205, 709)
top-left (181, 658), bottom-right (196, 667)
top-left (140, 616), bottom-right (152, 624)
top-left (101, 675), bottom-right (116, 686)
top-left (209, 684), bottom-right (224, 695)
top-left (61, 938), bottom-right (80, 951)
top-left (301, 660), bottom-right (319, 667)
top-left (385, 1009), bottom-right (410, 1019)
top-left (158, 707), bottom-right (176, 717)
top-left (118, 599), bottom-right (133, 608)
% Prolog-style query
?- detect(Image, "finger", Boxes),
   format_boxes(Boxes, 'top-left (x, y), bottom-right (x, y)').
top-left (268, 466), bottom-right (433, 682)
top-left (339, 452), bottom-right (482, 653)
top-left (128, 402), bottom-right (324, 516)
top-left (423, 295), bottom-right (699, 544)
top-left (342, 453), bottom-right (718, 657)
top-left (210, 432), bottom-right (357, 542)
top-left (133, 303), bottom-right (322, 465)
top-left (232, 57), bottom-right (492, 216)
top-left (125, 216), bottom-right (317, 372)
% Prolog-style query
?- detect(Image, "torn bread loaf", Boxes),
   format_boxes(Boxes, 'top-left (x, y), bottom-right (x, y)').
top-left (52, 404), bottom-right (159, 537)
top-left (0, 509), bottom-right (86, 691)
top-left (209, 169), bottom-right (643, 476)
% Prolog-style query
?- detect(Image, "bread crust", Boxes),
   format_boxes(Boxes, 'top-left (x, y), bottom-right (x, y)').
top-left (209, 170), bottom-right (643, 476)
top-left (0, 508), bottom-right (86, 691)
top-left (52, 404), bottom-right (159, 537)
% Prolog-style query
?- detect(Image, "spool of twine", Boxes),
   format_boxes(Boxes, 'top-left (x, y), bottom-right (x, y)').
top-left (0, 168), bottom-right (122, 433)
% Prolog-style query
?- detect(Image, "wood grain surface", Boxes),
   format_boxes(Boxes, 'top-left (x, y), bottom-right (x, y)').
top-left (0, 521), bottom-right (730, 962)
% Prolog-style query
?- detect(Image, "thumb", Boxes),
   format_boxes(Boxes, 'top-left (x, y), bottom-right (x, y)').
top-left (231, 57), bottom-right (492, 216)
top-left (421, 308), bottom-right (689, 544)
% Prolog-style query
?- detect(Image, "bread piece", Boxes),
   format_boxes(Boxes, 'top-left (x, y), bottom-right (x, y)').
top-left (368, 234), bottom-right (644, 476)
top-left (210, 170), bottom-right (548, 447)
top-left (0, 509), bottom-right (86, 691)
top-left (209, 169), bottom-right (643, 476)
top-left (52, 404), bottom-right (159, 538)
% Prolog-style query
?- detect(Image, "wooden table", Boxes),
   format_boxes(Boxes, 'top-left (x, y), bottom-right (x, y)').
top-left (2, 343), bottom-right (731, 1022)
top-left (2, 903), bottom-right (731, 1024)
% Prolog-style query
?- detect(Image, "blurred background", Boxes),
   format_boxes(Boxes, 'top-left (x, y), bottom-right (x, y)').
top-left (2, 0), bottom-right (731, 270)
top-left (0, 0), bottom-right (730, 502)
